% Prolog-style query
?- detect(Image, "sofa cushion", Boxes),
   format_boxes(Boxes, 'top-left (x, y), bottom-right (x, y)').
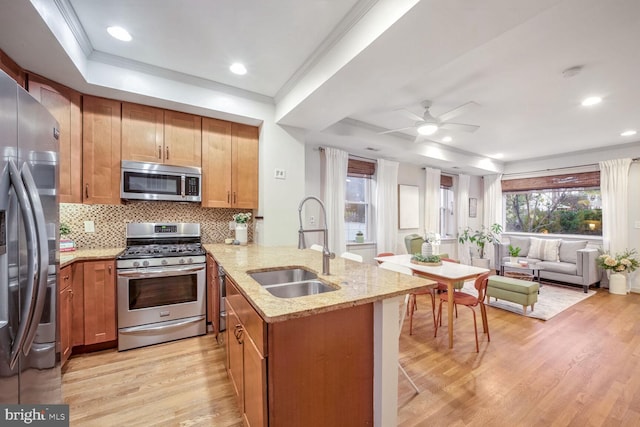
top-left (508, 236), bottom-right (531, 257)
top-left (558, 240), bottom-right (588, 264)
top-left (537, 260), bottom-right (577, 275)
top-left (528, 238), bottom-right (561, 262)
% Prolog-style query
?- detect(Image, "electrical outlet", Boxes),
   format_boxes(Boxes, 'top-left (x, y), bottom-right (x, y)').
top-left (84, 221), bottom-right (95, 233)
top-left (309, 216), bottom-right (315, 226)
top-left (229, 221), bottom-right (236, 230)
top-left (274, 168), bottom-right (286, 180)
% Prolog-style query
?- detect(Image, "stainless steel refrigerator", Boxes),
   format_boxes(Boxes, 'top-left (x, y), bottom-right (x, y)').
top-left (0, 69), bottom-right (61, 404)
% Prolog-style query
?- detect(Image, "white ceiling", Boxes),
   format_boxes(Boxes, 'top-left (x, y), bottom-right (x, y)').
top-left (1, 0), bottom-right (639, 174)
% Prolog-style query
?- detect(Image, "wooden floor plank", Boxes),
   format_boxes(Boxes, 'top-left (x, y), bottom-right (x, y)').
top-left (63, 287), bottom-right (640, 426)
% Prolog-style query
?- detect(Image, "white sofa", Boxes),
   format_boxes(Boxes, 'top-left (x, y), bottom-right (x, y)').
top-left (494, 235), bottom-right (601, 293)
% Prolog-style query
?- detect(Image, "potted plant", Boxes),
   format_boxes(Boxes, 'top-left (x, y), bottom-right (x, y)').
top-left (355, 231), bottom-right (364, 243)
top-left (232, 212), bottom-right (252, 245)
top-left (59, 223), bottom-right (76, 252)
top-left (458, 223), bottom-right (503, 268)
top-left (597, 249), bottom-right (639, 295)
top-left (508, 245), bottom-right (521, 263)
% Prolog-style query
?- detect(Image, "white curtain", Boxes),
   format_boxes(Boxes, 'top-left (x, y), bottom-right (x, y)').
top-left (321, 147), bottom-right (348, 256)
top-left (424, 167), bottom-right (441, 235)
top-left (483, 173), bottom-right (503, 268)
top-left (455, 174), bottom-right (471, 265)
top-left (599, 159), bottom-right (632, 255)
top-left (375, 159), bottom-right (399, 254)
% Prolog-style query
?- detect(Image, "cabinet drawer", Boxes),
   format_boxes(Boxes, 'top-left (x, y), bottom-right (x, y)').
top-left (226, 279), bottom-right (266, 356)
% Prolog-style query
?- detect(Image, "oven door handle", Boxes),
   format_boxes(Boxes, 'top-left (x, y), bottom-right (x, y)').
top-left (119, 316), bottom-right (204, 335)
top-left (117, 265), bottom-right (205, 278)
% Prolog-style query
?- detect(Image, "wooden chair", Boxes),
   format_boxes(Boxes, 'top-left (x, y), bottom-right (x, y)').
top-left (408, 258), bottom-right (463, 335)
top-left (375, 252), bottom-right (395, 264)
top-left (435, 272), bottom-right (491, 352)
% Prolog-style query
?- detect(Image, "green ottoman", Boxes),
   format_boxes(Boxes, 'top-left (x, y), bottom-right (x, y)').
top-left (486, 276), bottom-right (539, 314)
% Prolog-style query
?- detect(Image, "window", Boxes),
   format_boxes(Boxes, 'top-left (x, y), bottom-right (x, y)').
top-left (345, 158), bottom-right (375, 242)
top-left (439, 186), bottom-right (455, 238)
top-left (502, 172), bottom-right (601, 235)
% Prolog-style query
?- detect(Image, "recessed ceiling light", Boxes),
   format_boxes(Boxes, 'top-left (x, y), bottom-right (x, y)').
top-left (581, 96), bottom-right (602, 107)
top-left (230, 63), bottom-right (247, 75)
top-left (442, 136), bottom-right (452, 142)
top-left (416, 123), bottom-right (438, 135)
top-left (621, 130), bottom-right (637, 137)
top-left (107, 26), bottom-right (132, 42)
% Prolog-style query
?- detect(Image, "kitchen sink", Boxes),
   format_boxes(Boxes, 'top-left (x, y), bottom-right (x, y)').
top-left (263, 280), bottom-right (336, 298)
top-left (247, 267), bottom-right (337, 298)
top-left (248, 268), bottom-right (318, 287)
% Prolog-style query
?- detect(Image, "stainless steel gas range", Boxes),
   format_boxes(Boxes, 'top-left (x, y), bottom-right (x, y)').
top-left (116, 223), bottom-right (207, 351)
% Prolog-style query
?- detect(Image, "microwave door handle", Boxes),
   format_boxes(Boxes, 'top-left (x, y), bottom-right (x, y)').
top-left (7, 160), bottom-right (38, 369)
top-left (19, 163), bottom-right (50, 356)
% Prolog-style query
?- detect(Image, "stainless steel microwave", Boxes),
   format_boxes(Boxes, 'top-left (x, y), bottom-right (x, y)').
top-left (121, 160), bottom-right (202, 202)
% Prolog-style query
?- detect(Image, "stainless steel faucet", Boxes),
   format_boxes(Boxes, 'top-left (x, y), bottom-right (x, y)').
top-left (297, 196), bottom-right (335, 275)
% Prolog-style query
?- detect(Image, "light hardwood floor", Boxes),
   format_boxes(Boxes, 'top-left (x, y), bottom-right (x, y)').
top-left (63, 287), bottom-right (640, 426)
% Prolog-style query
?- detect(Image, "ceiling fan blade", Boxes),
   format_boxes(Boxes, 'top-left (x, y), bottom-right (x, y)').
top-left (437, 101), bottom-right (479, 122)
top-left (378, 126), bottom-right (415, 135)
top-left (440, 122), bottom-right (480, 133)
top-left (396, 108), bottom-right (424, 122)
top-left (414, 135), bottom-right (439, 144)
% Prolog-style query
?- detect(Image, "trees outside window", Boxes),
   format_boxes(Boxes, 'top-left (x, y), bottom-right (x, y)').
top-left (504, 188), bottom-right (601, 235)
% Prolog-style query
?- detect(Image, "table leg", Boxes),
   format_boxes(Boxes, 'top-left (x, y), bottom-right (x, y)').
top-left (446, 280), bottom-right (454, 348)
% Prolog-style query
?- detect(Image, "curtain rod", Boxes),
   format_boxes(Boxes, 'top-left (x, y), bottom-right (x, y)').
top-left (502, 158), bottom-right (640, 177)
top-left (318, 146), bottom-right (377, 163)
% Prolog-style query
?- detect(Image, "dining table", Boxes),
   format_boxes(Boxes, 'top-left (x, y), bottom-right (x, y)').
top-left (374, 254), bottom-right (490, 348)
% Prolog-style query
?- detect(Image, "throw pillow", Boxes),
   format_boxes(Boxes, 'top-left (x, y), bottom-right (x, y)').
top-left (508, 236), bottom-right (531, 257)
top-left (528, 238), bottom-right (561, 262)
top-left (558, 240), bottom-right (588, 264)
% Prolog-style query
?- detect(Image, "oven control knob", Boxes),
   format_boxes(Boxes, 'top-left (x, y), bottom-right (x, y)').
top-left (143, 260), bottom-right (149, 267)
top-left (133, 261), bottom-right (140, 268)
top-left (179, 258), bottom-right (185, 264)
top-left (162, 259), bottom-right (168, 265)
top-left (188, 258), bottom-right (193, 264)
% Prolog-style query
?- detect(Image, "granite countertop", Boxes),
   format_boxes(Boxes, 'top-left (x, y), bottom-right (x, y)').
top-left (205, 244), bottom-right (436, 323)
top-left (59, 248), bottom-right (124, 267)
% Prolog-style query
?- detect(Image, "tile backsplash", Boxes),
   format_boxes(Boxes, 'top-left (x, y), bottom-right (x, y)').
top-left (60, 202), bottom-right (253, 248)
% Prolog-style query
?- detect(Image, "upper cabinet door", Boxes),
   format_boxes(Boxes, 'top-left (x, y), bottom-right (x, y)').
top-left (232, 123), bottom-right (259, 209)
top-left (0, 49), bottom-right (25, 87)
top-left (27, 74), bottom-right (82, 204)
top-left (164, 111), bottom-right (202, 168)
top-left (82, 96), bottom-right (121, 205)
top-left (121, 102), bottom-right (164, 163)
top-left (201, 117), bottom-right (232, 208)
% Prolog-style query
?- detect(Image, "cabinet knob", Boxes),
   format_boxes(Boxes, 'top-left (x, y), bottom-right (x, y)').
top-left (233, 192), bottom-right (237, 204)
top-left (158, 146), bottom-right (162, 159)
top-left (227, 191), bottom-right (230, 203)
top-left (166, 146), bottom-right (169, 160)
top-left (234, 324), bottom-right (243, 343)
top-left (85, 184), bottom-right (89, 198)
top-left (108, 265), bottom-right (112, 274)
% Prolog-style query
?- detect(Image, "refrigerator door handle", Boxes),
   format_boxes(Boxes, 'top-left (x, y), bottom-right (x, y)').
top-left (6, 160), bottom-right (39, 369)
top-left (19, 163), bottom-right (50, 356)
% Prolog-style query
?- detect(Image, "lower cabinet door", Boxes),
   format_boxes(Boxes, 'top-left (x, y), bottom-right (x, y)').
top-left (226, 304), bottom-right (243, 410)
top-left (243, 336), bottom-right (267, 427)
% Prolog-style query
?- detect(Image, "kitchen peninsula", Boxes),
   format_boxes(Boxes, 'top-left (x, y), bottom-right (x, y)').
top-left (206, 244), bottom-right (436, 427)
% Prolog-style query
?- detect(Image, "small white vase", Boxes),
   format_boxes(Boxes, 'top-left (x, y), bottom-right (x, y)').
top-left (608, 272), bottom-right (627, 295)
top-left (235, 223), bottom-right (248, 245)
top-left (421, 242), bottom-right (433, 257)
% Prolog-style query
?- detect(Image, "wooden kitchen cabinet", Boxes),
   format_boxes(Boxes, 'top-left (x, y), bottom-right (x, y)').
top-left (58, 265), bottom-right (73, 366)
top-left (121, 102), bottom-right (164, 164)
top-left (71, 262), bottom-right (85, 347)
top-left (27, 74), bottom-right (82, 203)
top-left (82, 96), bottom-right (122, 205)
top-left (0, 49), bottom-right (25, 87)
top-left (163, 110), bottom-right (202, 167)
top-left (225, 277), bottom-right (372, 426)
top-left (201, 118), bottom-right (258, 208)
top-left (225, 279), bottom-right (267, 427)
top-left (82, 260), bottom-right (117, 345)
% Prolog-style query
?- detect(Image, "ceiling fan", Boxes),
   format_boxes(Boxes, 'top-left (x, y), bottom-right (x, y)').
top-left (380, 100), bottom-right (480, 140)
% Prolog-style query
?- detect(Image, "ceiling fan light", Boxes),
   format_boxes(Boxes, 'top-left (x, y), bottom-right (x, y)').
top-left (417, 123), bottom-right (438, 135)
top-left (621, 130), bottom-right (637, 137)
top-left (581, 96), bottom-right (602, 106)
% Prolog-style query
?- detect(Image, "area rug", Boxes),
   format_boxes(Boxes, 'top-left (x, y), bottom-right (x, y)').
top-left (460, 281), bottom-right (596, 321)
